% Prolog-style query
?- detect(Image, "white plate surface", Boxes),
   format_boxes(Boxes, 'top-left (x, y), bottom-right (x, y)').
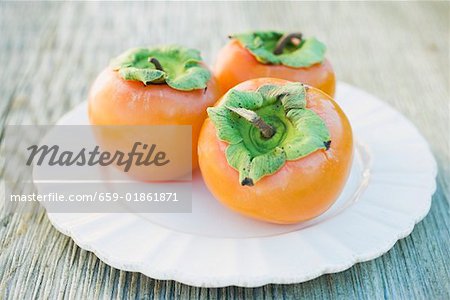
top-left (42, 82), bottom-right (437, 287)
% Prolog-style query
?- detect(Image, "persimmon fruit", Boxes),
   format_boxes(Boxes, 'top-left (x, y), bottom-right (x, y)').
top-left (88, 46), bottom-right (221, 178)
top-left (198, 78), bottom-right (353, 224)
top-left (215, 31), bottom-right (336, 96)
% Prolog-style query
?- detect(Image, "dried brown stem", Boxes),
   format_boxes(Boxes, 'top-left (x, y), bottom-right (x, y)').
top-left (226, 106), bottom-right (275, 139)
top-left (273, 32), bottom-right (303, 55)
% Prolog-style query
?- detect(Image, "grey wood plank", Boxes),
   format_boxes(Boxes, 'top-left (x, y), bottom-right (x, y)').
top-left (0, 1), bottom-right (448, 299)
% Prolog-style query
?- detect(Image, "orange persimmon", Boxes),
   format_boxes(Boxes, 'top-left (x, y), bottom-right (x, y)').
top-left (88, 46), bottom-right (221, 175)
top-left (198, 78), bottom-right (353, 224)
top-left (214, 31), bottom-right (336, 96)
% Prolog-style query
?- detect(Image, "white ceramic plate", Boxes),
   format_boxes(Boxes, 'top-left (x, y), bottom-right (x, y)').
top-left (41, 82), bottom-right (437, 287)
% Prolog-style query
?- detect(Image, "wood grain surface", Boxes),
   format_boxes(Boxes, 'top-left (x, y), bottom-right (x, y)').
top-left (0, 1), bottom-right (449, 299)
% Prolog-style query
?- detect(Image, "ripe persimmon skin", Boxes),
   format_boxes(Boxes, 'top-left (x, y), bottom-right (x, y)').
top-left (198, 78), bottom-right (353, 224)
top-left (214, 39), bottom-right (336, 97)
top-left (88, 68), bottom-right (221, 169)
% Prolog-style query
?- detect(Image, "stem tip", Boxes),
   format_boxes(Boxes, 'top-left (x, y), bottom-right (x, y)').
top-left (148, 57), bottom-right (164, 72)
top-left (273, 32), bottom-right (303, 55)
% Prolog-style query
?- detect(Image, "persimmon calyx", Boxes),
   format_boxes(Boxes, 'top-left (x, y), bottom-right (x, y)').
top-left (231, 31), bottom-right (326, 68)
top-left (110, 45), bottom-right (211, 91)
top-left (207, 83), bottom-right (331, 186)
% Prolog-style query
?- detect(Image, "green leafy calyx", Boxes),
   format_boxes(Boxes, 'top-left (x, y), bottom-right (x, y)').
top-left (110, 45), bottom-right (211, 91)
top-left (231, 31), bottom-right (326, 68)
top-left (207, 83), bottom-right (331, 186)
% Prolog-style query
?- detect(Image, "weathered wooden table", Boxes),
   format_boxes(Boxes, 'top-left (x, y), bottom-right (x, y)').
top-left (1, 2), bottom-right (448, 299)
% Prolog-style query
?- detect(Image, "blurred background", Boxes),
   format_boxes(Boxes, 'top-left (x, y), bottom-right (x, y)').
top-left (0, 1), bottom-right (448, 299)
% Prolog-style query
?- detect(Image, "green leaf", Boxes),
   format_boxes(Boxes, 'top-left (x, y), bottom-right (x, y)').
top-left (255, 84), bottom-right (278, 106)
top-left (231, 31), bottom-right (282, 64)
top-left (207, 107), bottom-right (242, 144)
top-left (165, 59), bottom-right (210, 90)
top-left (110, 45), bottom-right (211, 91)
top-left (282, 109), bottom-right (331, 160)
top-left (225, 143), bottom-right (252, 184)
top-left (257, 82), bottom-right (307, 111)
top-left (225, 89), bottom-right (264, 110)
top-left (278, 38), bottom-right (326, 68)
top-left (249, 147), bottom-right (286, 183)
top-left (231, 31), bottom-right (326, 68)
top-left (119, 67), bottom-right (165, 85)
